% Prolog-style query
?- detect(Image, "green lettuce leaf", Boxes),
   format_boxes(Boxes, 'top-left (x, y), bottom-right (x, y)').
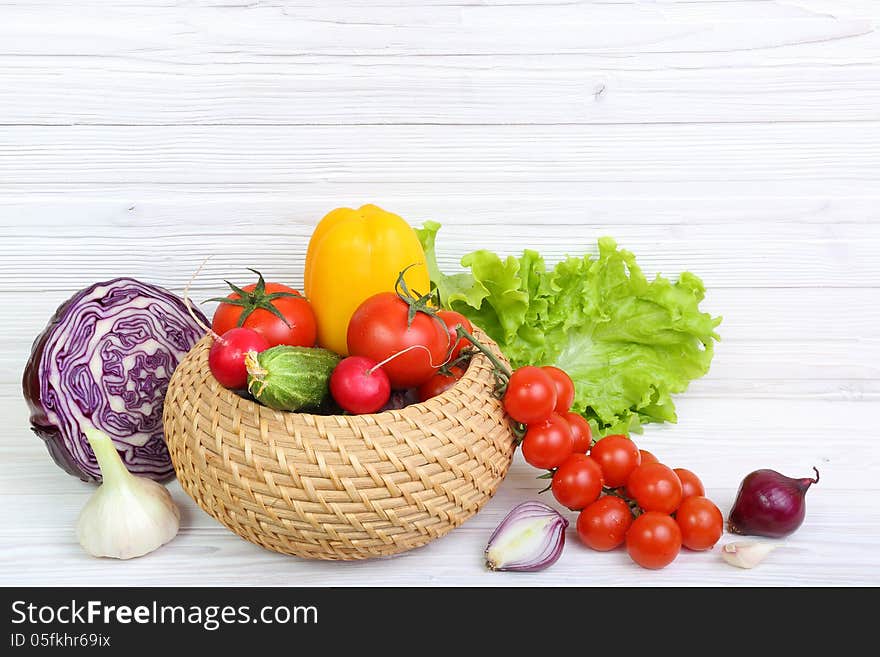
top-left (416, 222), bottom-right (721, 436)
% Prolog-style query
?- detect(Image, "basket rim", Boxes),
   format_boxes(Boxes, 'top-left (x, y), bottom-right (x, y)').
top-left (191, 326), bottom-right (506, 423)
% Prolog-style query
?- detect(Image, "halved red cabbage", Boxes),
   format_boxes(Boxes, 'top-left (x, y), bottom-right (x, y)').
top-left (23, 278), bottom-right (207, 483)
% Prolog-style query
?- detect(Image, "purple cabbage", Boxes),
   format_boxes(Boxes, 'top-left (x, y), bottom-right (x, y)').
top-left (23, 278), bottom-right (207, 483)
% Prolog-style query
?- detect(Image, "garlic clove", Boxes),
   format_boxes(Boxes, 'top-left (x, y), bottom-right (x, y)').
top-left (720, 541), bottom-right (782, 569)
top-left (76, 428), bottom-right (180, 560)
top-left (485, 501), bottom-right (568, 572)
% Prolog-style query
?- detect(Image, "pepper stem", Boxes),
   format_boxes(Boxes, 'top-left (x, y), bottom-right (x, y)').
top-left (84, 427), bottom-right (133, 488)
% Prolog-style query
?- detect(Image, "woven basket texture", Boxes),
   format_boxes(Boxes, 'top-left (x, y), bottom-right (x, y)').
top-left (163, 329), bottom-right (517, 560)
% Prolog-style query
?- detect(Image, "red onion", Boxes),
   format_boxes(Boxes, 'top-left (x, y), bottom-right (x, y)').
top-left (485, 501), bottom-right (568, 572)
top-left (728, 467), bottom-right (819, 538)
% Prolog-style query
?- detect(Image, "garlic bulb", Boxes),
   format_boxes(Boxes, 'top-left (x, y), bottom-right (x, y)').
top-left (76, 428), bottom-right (180, 559)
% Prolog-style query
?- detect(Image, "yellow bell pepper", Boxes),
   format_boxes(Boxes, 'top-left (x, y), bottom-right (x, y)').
top-left (304, 204), bottom-right (431, 355)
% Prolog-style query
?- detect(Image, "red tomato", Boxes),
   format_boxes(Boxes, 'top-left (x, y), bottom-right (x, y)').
top-left (437, 310), bottom-right (473, 360)
top-left (211, 273), bottom-right (317, 348)
top-left (577, 496), bottom-right (633, 551)
top-left (590, 434), bottom-right (641, 488)
top-left (208, 327), bottom-right (270, 390)
top-left (675, 496), bottom-right (723, 551)
top-left (626, 463), bottom-right (683, 515)
top-left (347, 293), bottom-right (450, 389)
top-left (520, 413), bottom-right (573, 470)
top-left (551, 454), bottom-right (603, 510)
top-left (563, 412), bottom-right (593, 453)
top-left (329, 356), bottom-right (391, 415)
top-left (639, 450), bottom-right (660, 465)
top-left (626, 512), bottom-right (682, 569)
top-left (674, 468), bottom-right (706, 499)
top-left (503, 366), bottom-right (557, 425)
top-left (542, 366), bottom-right (575, 414)
top-left (416, 366), bottom-right (465, 402)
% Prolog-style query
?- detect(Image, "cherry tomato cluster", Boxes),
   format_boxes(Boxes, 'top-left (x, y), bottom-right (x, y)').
top-left (503, 366), bottom-right (723, 570)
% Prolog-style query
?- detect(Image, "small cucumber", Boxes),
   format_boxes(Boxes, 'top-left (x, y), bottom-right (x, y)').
top-left (245, 346), bottom-right (341, 412)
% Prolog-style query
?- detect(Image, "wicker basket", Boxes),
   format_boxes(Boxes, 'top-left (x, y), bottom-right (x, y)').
top-left (162, 328), bottom-right (517, 560)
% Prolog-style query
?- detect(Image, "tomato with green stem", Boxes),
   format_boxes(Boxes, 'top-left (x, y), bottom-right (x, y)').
top-left (347, 292), bottom-right (450, 389)
top-left (209, 269), bottom-right (317, 348)
top-left (626, 512), bottom-right (682, 569)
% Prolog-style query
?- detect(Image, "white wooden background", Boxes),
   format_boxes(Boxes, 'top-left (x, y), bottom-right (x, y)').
top-left (1, 0), bottom-right (878, 586)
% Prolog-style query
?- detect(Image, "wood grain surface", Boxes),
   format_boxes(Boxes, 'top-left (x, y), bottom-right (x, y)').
top-left (1, 0), bottom-right (878, 586)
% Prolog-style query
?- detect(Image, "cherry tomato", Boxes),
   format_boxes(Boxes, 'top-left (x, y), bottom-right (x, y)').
top-left (208, 327), bottom-right (270, 389)
top-left (416, 366), bottom-right (465, 402)
top-left (590, 434), bottom-right (641, 488)
top-left (503, 366), bottom-right (557, 425)
top-left (639, 450), bottom-right (660, 465)
top-left (675, 496), bottom-right (723, 551)
top-left (674, 468), bottom-right (705, 499)
top-left (521, 413), bottom-right (573, 470)
top-left (329, 356), bottom-right (392, 415)
top-left (626, 462), bottom-right (683, 514)
top-left (626, 511), bottom-right (682, 569)
top-left (347, 293), bottom-right (450, 389)
top-left (211, 271), bottom-right (317, 348)
top-left (551, 454), bottom-right (603, 510)
top-left (623, 450), bottom-right (659, 497)
top-left (437, 310), bottom-right (473, 360)
top-left (563, 412), bottom-right (592, 453)
top-left (577, 496), bottom-right (633, 551)
top-left (542, 366), bottom-right (575, 414)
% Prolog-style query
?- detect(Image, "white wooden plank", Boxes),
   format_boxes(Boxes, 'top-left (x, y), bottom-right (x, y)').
top-left (0, 124), bottom-right (877, 186)
top-left (1, 180), bottom-right (876, 199)
top-left (3, 57), bottom-right (879, 125)
top-left (3, 196), bottom-right (877, 230)
top-left (1, 2), bottom-right (876, 62)
top-left (1, 208), bottom-right (877, 290)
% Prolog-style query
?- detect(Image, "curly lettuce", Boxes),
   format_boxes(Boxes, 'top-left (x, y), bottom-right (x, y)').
top-left (417, 222), bottom-right (721, 436)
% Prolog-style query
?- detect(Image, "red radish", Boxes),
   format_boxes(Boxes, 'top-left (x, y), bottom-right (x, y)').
top-left (330, 356), bottom-right (391, 415)
top-left (209, 327), bottom-right (270, 389)
top-left (728, 467), bottom-right (819, 538)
